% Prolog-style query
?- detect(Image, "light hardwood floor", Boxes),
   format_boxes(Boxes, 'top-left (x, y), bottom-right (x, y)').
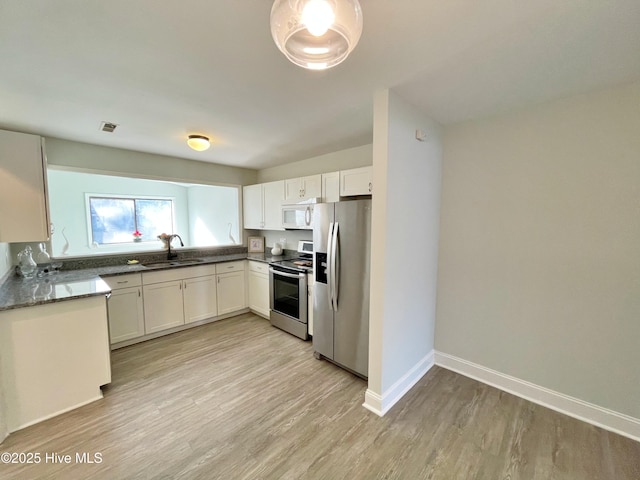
top-left (1, 313), bottom-right (638, 479)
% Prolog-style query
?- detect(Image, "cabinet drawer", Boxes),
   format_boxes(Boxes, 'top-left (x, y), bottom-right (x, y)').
top-left (103, 273), bottom-right (142, 290)
top-left (216, 261), bottom-right (245, 274)
top-left (248, 261), bottom-right (269, 274)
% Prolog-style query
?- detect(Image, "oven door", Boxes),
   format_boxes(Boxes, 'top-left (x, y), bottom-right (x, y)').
top-left (269, 267), bottom-right (307, 323)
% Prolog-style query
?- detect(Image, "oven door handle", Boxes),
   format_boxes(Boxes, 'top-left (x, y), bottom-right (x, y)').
top-left (269, 268), bottom-right (304, 279)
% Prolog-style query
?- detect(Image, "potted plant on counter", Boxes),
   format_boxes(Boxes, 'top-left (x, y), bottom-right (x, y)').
top-left (132, 230), bottom-right (143, 242)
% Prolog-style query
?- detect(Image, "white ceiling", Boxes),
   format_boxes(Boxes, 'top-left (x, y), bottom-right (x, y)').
top-left (1, 1), bottom-right (639, 170)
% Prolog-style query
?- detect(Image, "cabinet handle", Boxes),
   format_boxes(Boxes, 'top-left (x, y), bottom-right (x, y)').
top-left (138, 289), bottom-right (141, 297)
top-left (368, 182), bottom-right (372, 193)
top-left (179, 283), bottom-right (182, 290)
top-left (218, 277), bottom-right (220, 284)
top-left (117, 280), bottom-right (129, 284)
top-left (184, 281), bottom-right (187, 289)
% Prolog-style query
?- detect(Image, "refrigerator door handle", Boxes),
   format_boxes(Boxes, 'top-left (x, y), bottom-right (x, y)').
top-left (331, 222), bottom-right (339, 311)
top-left (326, 222), bottom-right (334, 308)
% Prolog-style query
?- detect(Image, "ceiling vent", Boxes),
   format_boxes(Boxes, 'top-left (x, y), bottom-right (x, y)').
top-left (100, 121), bottom-right (118, 133)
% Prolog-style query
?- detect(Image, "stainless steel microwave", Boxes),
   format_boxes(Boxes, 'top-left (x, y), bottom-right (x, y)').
top-left (282, 199), bottom-right (318, 230)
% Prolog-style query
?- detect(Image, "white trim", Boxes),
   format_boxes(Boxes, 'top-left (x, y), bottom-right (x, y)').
top-left (363, 350), bottom-right (435, 416)
top-left (434, 351), bottom-right (640, 442)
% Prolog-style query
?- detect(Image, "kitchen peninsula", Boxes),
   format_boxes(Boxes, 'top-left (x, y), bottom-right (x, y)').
top-left (0, 273), bottom-right (111, 434)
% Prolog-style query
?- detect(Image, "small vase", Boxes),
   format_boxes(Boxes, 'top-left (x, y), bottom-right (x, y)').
top-left (133, 237), bottom-right (142, 243)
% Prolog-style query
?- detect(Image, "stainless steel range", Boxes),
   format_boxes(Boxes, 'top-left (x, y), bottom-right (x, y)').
top-left (268, 241), bottom-right (313, 340)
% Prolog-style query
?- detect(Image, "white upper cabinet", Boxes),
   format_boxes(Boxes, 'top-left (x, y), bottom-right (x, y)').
top-left (0, 130), bottom-right (50, 242)
top-left (340, 166), bottom-right (373, 197)
top-left (263, 181), bottom-right (285, 230)
top-left (243, 181), bottom-right (284, 230)
top-left (284, 174), bottom-right (322, 202)
top-left (243, 184), bottom-right (263, 229)
top-left (321, 171), bottom-right (340, 203)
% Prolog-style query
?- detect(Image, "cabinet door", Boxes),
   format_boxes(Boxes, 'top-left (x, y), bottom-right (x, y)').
top-left (284, 178), bottom-right (303, 202)
top-left (0, 130), bottom-right (50, 242)
top-left (262, 180), bottom-right (284, 230)
top-left (107, 286), bottom-right (145, 344)
top-left (143, 281), bottom-right (184, 334)
top-left (301, 174), bottom-right (322, 200)
top-left (340, 166), bottom-right (373, 197)
top-left (243, 184), bottom-right (263, 229)
top-left (321, 171), bottom-right (340, 203)
top-left (183, 276), bottom-right (218, 324)
top-left (248, 270), bottom-right (269, 318)
top-left (217, 271), bottom-right (247, 315)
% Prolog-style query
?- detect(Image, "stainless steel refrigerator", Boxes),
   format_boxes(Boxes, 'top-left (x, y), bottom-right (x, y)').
top-left (313, 199), bottom-right (371, 378)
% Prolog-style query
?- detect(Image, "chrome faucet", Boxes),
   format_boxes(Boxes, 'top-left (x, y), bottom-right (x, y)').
top-left (167, 234), bottom-right (184, 260)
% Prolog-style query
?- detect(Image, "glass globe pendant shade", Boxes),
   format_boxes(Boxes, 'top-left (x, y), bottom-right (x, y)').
top-left (270, 0), bottom-right (363, 70)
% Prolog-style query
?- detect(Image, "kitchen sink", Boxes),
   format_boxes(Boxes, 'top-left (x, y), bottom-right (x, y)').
top-left (143, 258), bottom-right (205, 268)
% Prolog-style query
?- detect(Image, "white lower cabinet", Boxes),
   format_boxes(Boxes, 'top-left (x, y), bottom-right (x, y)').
top-left (217, 271), bottom-right (247, 315)
top-left (143, 280), bottom-right (185, 334)
top-left (184, 276), bottom-right (218, 324)
top-left (105, 262), bottom-right (247, 345)
top-left (248, 261), bottom-right (269, 318)
top-left (108, 286), bottom-right (145, 343)
top-left (104, 273), bottom-right (145, 345)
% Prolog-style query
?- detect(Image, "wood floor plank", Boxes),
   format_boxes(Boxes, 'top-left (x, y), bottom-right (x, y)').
top-left (0, 313), bottom-right (638, 479)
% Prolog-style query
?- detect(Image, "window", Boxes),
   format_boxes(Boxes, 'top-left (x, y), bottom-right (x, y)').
top-left (89, 196), bottom-right (174, 244)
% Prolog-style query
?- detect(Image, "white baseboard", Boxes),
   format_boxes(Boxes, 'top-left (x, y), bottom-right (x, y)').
top-left (363, 350), bottom-right (435, 416)
top-left (434, 351), bottom-right (640, 442)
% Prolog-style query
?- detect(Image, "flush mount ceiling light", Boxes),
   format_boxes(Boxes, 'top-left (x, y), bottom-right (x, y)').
top-left (187, 135), bottom-right (210, 151)
top-left (270, 0), bottom-right (363, 70)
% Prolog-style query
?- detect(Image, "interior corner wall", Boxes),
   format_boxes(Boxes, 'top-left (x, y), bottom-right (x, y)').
top-left (257, 144), bottom-right (372, 183)
top-left (45, 138), bottom-right (258, 186)
top-left (366, 89), bottom-right (442, 414)
top-left (436, 81), bottom-right (640, 420)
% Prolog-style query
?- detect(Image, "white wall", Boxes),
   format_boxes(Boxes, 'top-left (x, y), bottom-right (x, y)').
top-left (257, 144), bottom-right (372, 183)
top-left (47, 170), bottom-right (190, 257)
top-left (46, 138), bottom-right (258, 186)
top-left (365, 89), bottom-right (442, 415)
top-left (436, 82), bottom-right (640, 421)
top-left (188, 185), bottom-right (240, 247)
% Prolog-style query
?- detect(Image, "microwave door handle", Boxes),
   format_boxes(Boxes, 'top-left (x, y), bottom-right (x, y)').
top-left (331, 222), bottom-right (339, 311)
top-left (326, 222), bottom-right (334, 308)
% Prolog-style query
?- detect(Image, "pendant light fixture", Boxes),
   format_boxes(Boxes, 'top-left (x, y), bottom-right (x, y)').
top-left (187, 134), bottom-right (210, 151)
top-left (270, 0), bottom-right (363, 70)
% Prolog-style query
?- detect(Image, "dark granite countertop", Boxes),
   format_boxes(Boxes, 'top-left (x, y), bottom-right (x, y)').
top-left (0, 250), bottom-right (301, 312)
top-left (0, 274), bottom-right (111, 312)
